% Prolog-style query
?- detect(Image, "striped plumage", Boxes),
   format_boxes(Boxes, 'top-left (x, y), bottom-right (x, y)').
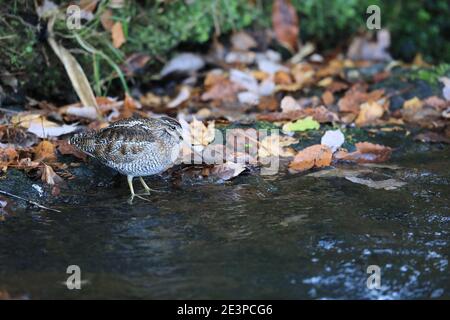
top-left (69, 116), bottom-right (183, 202)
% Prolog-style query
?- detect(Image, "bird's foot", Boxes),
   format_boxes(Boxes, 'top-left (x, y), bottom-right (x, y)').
top-left (142, 187), bottom-right (166, 194)
top-left (128, 193), bottom-right (152, 204)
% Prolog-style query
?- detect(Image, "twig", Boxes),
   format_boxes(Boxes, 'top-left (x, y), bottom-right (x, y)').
top-left (0, 189), bottom-right (61, 213)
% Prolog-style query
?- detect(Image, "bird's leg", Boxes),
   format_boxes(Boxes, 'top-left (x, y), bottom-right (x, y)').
top-left (128, 176), bottom-right (151, 203)
top-left (139, 177), bottom-right (164, 193)
top-left (139, 177), bottom-right (151, 195)
top-left (127, 175), bottom-right (136, 204)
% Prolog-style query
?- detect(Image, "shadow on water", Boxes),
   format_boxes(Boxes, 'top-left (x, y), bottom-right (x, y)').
top-left (0, 146), bottom-right (449, 299)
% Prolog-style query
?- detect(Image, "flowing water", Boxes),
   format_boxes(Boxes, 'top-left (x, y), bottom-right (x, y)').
top-left (0, 145), bottom-right (448, 299)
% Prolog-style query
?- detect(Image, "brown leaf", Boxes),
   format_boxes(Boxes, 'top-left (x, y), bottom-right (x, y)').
top-left (230, 31), bottom-right (257, 51)
top-left (100, 8), bottom-right (114, 31)
top-left (274, 71), bottom-right (293, 85)
top-left (112, 21), bottom-right (126, 48)
top-left (258, 96), bottom-right (279, 112)
top-left (47, 36), bottom-right (99, 117)
top-left (401, 97), bottom-right (444, 128)
top-left (355, 101), bottom-right (385, 127)
top-left (272, 0), bottom-right (299, 52)
top-left (33, 141), bottom-right (57, 162)
top-left (423, 96), bottom-right (448, 110)
top-left (338, 85), bottom-right (384, 114)
top-left (257, 106), bottom-right (339, 123)
top-left (16, 158), bottom-right (40, 170)
top-left (121, 53), bottom-right (151, 76)
top-left (0, 147), bottom-right (18, 170)
top-left (210, 162), bottom-right (246, 181)
top-left (334, 142), bottom-right (392, 163)
top-left (201, 79), bottom-right (240, 103)
top-left (41, 164), bottom-right (63, 185)
top-left (56, 140), bottom-right (87, 161)
top-left (258, 135), bottom-right (297, 158)
top-left (322, 91), bottom-right (335, 106)
top-left (289, 144), bottom-right (332, 172)
top-left (414, 131), bottom-right (450, 144)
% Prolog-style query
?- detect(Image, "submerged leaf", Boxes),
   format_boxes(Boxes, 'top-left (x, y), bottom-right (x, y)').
top-left (210, 162), bottom-right (246, 181)
top-left (334, 142), bottom-right (392, 163)
top-left (345, 176), bottom-right (406, 190)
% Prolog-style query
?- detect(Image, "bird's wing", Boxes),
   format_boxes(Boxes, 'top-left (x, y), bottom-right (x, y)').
top-left (91, 122), bottom-right (163, 164)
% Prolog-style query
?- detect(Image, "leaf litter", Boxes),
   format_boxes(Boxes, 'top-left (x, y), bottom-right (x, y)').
top-left (0, 1), bottom-right (449, 203)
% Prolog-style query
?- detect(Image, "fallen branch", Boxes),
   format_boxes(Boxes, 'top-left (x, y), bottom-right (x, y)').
top-left (0, 189), bottom-right (61, 213)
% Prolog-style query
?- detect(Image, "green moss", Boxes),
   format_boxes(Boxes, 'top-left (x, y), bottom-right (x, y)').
top-left (408, 64), bottom-right (450, 85)
top-left (1, 0), bottom-right (449, 101)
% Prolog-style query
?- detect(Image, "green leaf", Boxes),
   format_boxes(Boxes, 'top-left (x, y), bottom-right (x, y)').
top-left (282, 117), bottom-right (320, 132)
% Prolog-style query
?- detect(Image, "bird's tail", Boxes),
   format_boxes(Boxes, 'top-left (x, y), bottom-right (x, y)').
top-left (68, 131), bottom-right (96, 155)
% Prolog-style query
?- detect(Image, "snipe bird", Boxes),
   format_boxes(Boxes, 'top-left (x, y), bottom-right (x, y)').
top-left (69, 116), bottom-right (183, 202)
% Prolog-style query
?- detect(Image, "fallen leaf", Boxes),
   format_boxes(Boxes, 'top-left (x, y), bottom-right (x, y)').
top-left (280, 96), bottom-right (301, 112)
top-left (280, 214), bottom-right (308, 227)
top-left (160, 53), bottom-right (205, 77)
top-left (334, 142), bottom-right (392, 163)
top-left (229, 69), bottom-right (259, 92)
top-left (414, 131), bottom-right (450, 144)
top-left (34, 140), bottom-right (57, 162)
top-left (345, 176), bottom-right (406, 190)
top-left (257, 96), bottom-right (279, 112)
top-left (274, 71), bottom-right (293, 85)
top-left (28, 121), bottom-right (79, 138)
top-left (272, 0), bottom-right (299, 52)
top-left (225, 51), bottom-right (256, 64)
top-left (439, 77), bottom-right (450, 101)
top-left (47, 33), bottom-right (99, 116)
top-left (210, 162), bottom-right (246, 181)
top-left (423, 96), bottom-right (448, 109)
top-left (168, 86), bottom-right (191, 108)
top-left (257, 106), bottom-right (338, 123)
top-left (321, 129), bottom-right (345, 152)
top-left (237, 91), bottom-right (259, 105)
top-left (56, 140), bottom-right (87, 160)
top-left (189, 118), bottom-right (215, 147)
top-left (201, 79), bottom-right (240, 103)
top-left (16, 158), bottom-right (40, 170)
top-left (282, 116), bottom-right (320, 132)
top-left (230, 31), bottom-right (257, 51)
top-left (100, 8), bottom-right (114, 31)
top-left (41, 163), bottom-right (63, 185)
top-left (121, 53), bottom-right (151, 76)
top-left (289, 144), bottom-right (332, 172)
top-left (111, 21), bottom-right (126, 48)
top-left (322, 91), bottom-right (334, 106)
top-left (347, 29), bottom-right (392, 61)
top-left (338, 85), bottom-right (384, 114)
top-left (401, 97), bottom-right (443, 128)
top-left (355, 101), bottom-right (385, 127)
top-left (258, 135), bottom-right (297, 158)
top-left (0, 147), bottom-right (18, 169)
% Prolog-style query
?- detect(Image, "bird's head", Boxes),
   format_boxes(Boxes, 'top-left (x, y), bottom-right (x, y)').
top-left (160, 116), bottom-right (183, 141)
